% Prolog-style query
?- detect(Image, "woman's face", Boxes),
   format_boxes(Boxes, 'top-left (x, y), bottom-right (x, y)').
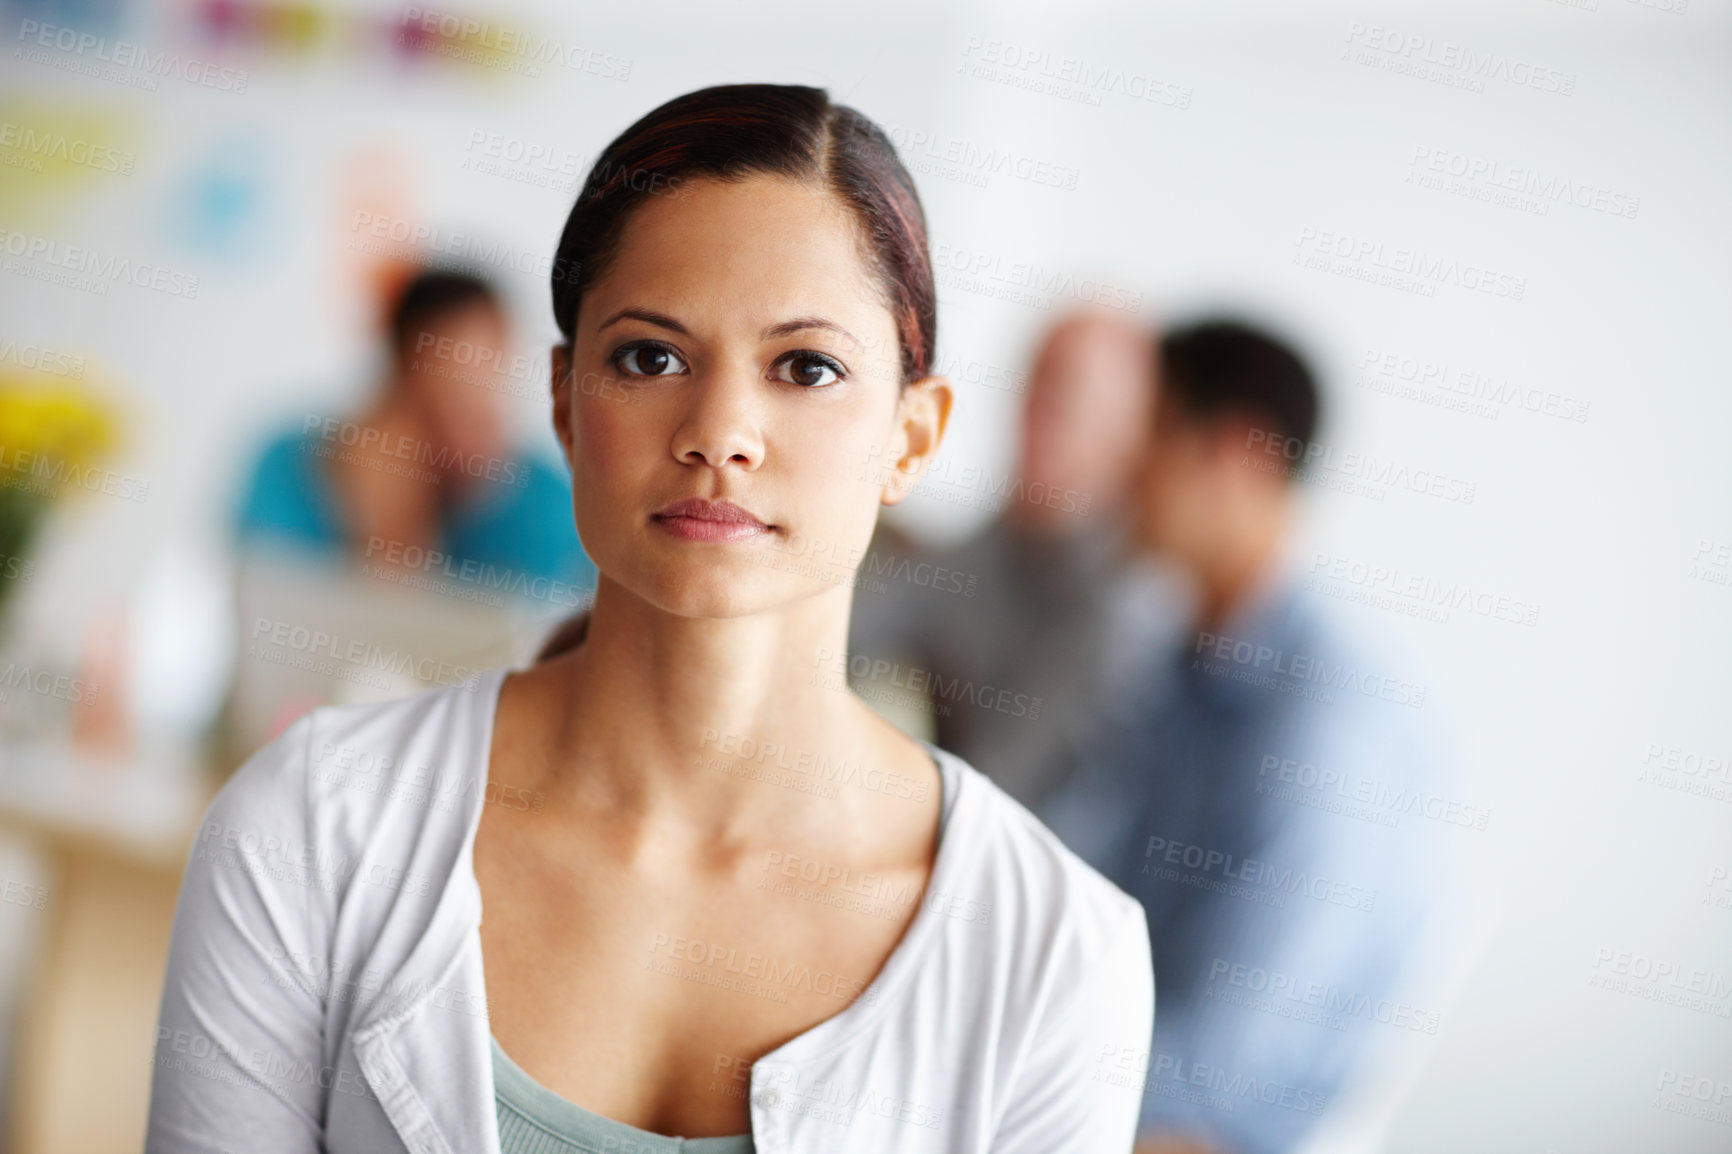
top-left (552, 175), bottom-right (949, 619)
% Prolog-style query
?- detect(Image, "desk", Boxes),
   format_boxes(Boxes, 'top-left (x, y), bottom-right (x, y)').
top-left (0, 745), bottom-right (211, 1154)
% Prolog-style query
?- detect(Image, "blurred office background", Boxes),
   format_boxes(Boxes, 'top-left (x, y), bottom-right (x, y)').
top-left (0, 0), bottom-right (1728, 1149)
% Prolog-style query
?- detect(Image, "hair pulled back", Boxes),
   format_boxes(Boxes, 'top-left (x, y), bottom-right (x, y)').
top-left (550, 84), bottom-right (936, 385)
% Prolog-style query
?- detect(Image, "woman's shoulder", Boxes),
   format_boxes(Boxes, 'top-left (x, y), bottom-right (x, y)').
top-left (924, 748), bottom-right (1153, 1083)
top-left (939, 749), bottom-right (1147, 952)
top-left (208, 672), bottom-right (505, 853)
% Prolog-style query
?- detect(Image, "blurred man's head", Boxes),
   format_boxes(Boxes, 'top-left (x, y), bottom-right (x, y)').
top-left (387, 269), bottom-right (510, 459)
top-left (1014, 310), bottom-right (1155, 531)
top-left (1136, 319), bottom-right (1319, 618)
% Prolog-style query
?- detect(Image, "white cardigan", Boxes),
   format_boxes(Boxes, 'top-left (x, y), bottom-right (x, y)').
top-left (145, 668), bottom-right (1153, 1153)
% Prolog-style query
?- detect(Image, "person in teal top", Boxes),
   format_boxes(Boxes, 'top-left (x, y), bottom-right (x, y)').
top-left (236, 267), bottom-right (596, 594)
top-left (237, 425), bottom-right (589, 586)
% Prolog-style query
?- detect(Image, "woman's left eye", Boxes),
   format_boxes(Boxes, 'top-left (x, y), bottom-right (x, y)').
top-left (772, 351), bottom-right (845, 388)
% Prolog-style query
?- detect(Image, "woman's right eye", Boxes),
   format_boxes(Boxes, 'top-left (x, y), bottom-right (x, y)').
top-left (612, 343), bottom-right (688, 378)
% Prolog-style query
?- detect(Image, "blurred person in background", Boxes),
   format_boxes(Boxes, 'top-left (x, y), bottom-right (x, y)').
top-left (1041, 319), bottom-right (1440, 1154)
top-left (846, 308), bottom-right (1182, 808)
top-left (236, 267), bottom-right (593, 586)
top-left (223, 268), bottom-right (597, 756)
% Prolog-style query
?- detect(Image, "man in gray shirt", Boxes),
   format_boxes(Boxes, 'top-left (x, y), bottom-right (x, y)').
top-left (846, 308), bottom-right (1180, 809)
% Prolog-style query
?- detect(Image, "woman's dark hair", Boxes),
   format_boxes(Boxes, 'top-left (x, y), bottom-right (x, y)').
top-left (551, 84), bottom-right (936, 386)
top-left (390, 268), bottom-right (499, 361)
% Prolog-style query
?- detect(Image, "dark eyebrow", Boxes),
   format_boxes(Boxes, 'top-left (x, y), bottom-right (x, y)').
top-left (597, 307), bottom-right (689, 336)
top-left (597, 309), bottom-right (860, 348)
top-left (761, 316), bottom-right (861, 347)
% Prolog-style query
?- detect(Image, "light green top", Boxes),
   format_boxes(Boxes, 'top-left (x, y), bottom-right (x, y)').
top-left (491, 1034), bottom-right (755, 1154)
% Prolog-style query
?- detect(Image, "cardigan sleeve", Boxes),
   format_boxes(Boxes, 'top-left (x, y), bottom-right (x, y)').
top-left (991, 894), bottom-right (1156, 1153)
top-left (145, 713), bottom-right (339, 1153)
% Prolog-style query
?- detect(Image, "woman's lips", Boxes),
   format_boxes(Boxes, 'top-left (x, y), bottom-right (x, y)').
top-left (650, 497), bottom-right (775, 542)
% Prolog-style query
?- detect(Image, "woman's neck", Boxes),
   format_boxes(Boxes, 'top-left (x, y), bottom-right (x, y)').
top-left (525, 577), bottom-right (916, 845)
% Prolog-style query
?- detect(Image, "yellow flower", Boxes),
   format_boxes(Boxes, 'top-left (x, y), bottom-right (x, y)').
top-left (0, 375), bottom-right (117, 483)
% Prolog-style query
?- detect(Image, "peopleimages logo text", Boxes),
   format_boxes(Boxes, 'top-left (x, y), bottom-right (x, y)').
top-left (1192, 630), bottom-right (1427, 708)
top-left (363, 537), bottom-right (586, 607)
top-left (301, 415), bottom-right (529, 488)
top-left (0, 229), bottom-right (200, 299)
top-left (15, 19), bottom-right (250, 92)
top-left (1294, 227), bottom-right (1525, 300)
top-left (1245, 429), bottom-right (1476, 504)
top-left (248, 618), bottom-right (481, 690)
top-left (1343, 22), bottom-right (1576, 95)
top-left (930, 243), bottom-right (1142, 312)
top-left (1144, 835), bottom-right (1377, 912)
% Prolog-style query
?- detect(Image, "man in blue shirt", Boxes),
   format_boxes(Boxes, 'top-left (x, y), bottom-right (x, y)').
top-left (1041, 321), bottom-right (1441, 1154)
top-left (236, 268), bottom-right (593, 592)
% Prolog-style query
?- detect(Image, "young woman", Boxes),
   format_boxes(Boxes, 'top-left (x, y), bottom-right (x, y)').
top-left (146, 84), bottom-right (1153, 1154)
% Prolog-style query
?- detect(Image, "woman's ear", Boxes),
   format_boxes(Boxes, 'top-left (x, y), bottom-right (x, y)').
top-left (880, 375), bottom-right (953, 507)
top-left (549, 344), bottom-right (575, 463)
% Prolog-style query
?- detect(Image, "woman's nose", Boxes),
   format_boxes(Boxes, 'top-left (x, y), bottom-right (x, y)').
top-left (669, 364), bottom-right (766, 470)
